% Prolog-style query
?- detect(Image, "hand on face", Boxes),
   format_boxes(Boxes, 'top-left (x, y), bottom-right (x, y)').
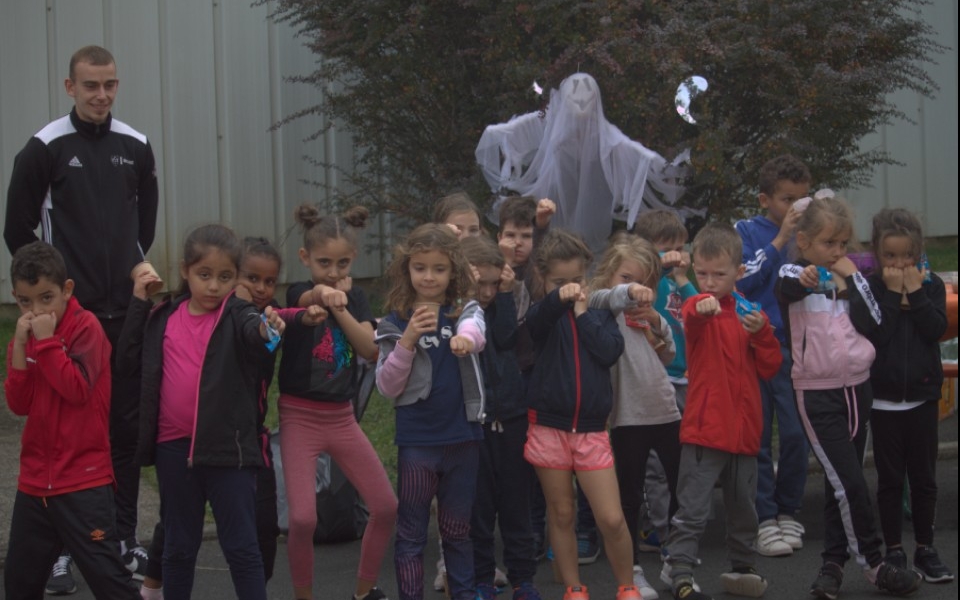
top-left (234, 282), bottom-right (254, 303)
top-left (882, 266), bottom-right (905, 293)
top-left (30, 312), bottom-right (58, 340)
top-left (902, 264), bottom-right (924, 293)
top-left (558, 282), bottom-right (586, 304)
top-left (14, 312), bottom-right (35, 344)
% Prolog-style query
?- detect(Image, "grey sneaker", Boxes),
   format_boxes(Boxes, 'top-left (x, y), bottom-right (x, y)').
top-left (45, 554), bottom-right (78, 596)
top-left (809, 562), bottom-right (843, 600)
top-left (719, 566), bottom-right (767, 597)
top-left (875, 562), bottom-right (921, 596)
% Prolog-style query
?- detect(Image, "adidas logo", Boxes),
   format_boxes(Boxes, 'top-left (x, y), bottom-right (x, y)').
top-left (68, 156), bottom-right (83, 168)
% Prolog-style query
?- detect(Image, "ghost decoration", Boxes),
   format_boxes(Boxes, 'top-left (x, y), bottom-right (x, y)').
top-left (477, 73), bottom-right (691, 254)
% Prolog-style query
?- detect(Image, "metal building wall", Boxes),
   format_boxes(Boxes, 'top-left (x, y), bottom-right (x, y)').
top-left (0, 0), bottom-right (384, 302)
top-left (838, 0), bottom-right (958, 240)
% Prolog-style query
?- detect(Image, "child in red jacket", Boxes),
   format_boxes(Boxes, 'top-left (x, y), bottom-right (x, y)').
top-left (3, 241), bottom-right (138, 599)
top-left (660, 224), bottom-right (782, 600)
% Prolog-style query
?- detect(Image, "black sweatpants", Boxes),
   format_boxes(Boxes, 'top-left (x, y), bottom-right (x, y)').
top-left (797, 383), bottom-right (883, 569)
top-left (472, 417), bottom-right (537, 585)
top-left (3, 486), bottom-right (139, 600)
top-left (610, 420), bottom-right (681, 563)
top-left (871, 400), bottom-right (940, 548)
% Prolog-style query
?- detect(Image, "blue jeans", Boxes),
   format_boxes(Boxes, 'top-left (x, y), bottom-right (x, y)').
top-left (756, 346), bottom-right (809, 522)
top-left (396, 442), bottom-right (479, 600)
top-left (155, 439), bottom-right (266, 600)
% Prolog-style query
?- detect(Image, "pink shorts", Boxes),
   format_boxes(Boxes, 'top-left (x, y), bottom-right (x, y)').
top-left (524, 423), bottom-right (615, 471)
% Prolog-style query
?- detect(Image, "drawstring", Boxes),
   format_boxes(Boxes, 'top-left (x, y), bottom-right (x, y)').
top-left (844, 386), bottom-right (859, 440)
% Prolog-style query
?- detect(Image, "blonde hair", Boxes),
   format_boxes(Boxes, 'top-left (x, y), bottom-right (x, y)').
top-left (795, 196), bottom-right (856, 258)
top-left (691, 222), bottom-right (742, 263)
top-left (384, 224), bottom-right (473, 316)
top-left (591, 233), bottom-right (661, 290)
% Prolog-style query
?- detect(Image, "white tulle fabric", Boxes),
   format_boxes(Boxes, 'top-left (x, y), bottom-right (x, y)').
top-left (477, 73), bottom-right (690, 254)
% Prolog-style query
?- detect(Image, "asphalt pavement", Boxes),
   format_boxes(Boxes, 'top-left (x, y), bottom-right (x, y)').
top-left (1, 418), bottom-right (957, 600)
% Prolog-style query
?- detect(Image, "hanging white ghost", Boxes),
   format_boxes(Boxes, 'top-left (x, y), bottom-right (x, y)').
top-left (476, 73), bottom-right (690, 254)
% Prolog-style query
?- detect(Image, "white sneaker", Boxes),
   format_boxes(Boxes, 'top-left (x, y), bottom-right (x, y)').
top-left (659, 562), bottom-right (700, 593)
top-left (720, 568), bottom-right (768, 597)
top-left (755, 520), bottom-right (793, 557)
top-left (777, 515), bottom-right (805, 550)
top-left (433, 559), bottom-right (446, 592)
top-left (494, 567), bottom-right (509, 588)
top-left (632, 565), bottom-right (659, 599)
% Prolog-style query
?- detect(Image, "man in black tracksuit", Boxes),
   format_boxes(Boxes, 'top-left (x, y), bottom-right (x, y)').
top-left (4, 44), bottom-right (158, 590)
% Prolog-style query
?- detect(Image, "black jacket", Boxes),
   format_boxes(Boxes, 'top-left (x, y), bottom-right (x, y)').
top-left (4, 108), bottom-right (158, 319)
top-left (867, 272), bottom-right (947, 403)
top-left (526, 289), bottom-right (624, 432)
top-left (480, 291), bottom-right (526, 424)
top-left (116, 293), bottom-right (272, 468)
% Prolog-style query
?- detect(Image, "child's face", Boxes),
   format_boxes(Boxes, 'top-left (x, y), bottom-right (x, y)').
top-left (877, 235), bottom-right (918, 270)
top-left (652, 236), bottom-right (685, 254)
top-left (181, 248), bottom-right (238, 315)
top-left (543, 258), bottom-right (586, 295)
top-left (12, 276), bottom-right (74, 320)
top-left (693, 251), bottom-right (743, 298)
top-left (409, 250), bottom-right (452, 304)
top-left (238, 254), bottom-right (280, 311)
top-left (474, 264), bottom-right (501, 308)
top-left (299, 237), bottom-right (356, 287)
top-left (797, 224), bottom-right (850, 269)
top-left (760, 180), bottom-right (810, 226)
top-left (446, 210), bottom-right (482, 240)
top-left (498, 222), bottom-right (534, 267)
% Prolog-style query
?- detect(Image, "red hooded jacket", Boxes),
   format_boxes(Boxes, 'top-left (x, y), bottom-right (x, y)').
top-left (680, 293), bottom-right (782, 456)
top-left (5, 296), bottom-right (113, 495)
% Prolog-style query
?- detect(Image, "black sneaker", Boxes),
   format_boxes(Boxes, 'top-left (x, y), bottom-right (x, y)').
top-left (576, 532), bottom-right (600, 565)
top-left (356, 587), bottom-right (389, 600)
top-left (45, 553), bottom-right (78, 596)
top-left (884, 548), bottom-right (908, 569)
top-left (672, 579), bottom-right (712, 600)
top-left (914, 546), bottom-right (955, 583)
top-left (875, 562), bottom-right (921, 596)
top-left (809, 562), bottom-right (843, 600)
top-left (122, 541), bottom-right (149, 582)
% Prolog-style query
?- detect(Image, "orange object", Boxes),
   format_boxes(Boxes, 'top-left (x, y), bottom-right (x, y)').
top-left (943, 292), bottom-right (958, 342)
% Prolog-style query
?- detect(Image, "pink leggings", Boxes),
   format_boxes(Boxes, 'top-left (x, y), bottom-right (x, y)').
top-left (279, 397), bottom-right (398, 587)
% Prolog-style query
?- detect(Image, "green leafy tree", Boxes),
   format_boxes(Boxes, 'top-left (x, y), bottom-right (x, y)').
top-left (268, 0), bottom-right (941, 222)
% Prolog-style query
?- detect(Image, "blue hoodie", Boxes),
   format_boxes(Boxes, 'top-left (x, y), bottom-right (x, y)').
top-left (735, 215), bottom-right (787, 344)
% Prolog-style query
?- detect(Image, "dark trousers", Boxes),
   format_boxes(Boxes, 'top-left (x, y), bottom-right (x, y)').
top-left (4, 486), bottom-right (139, 600)
top-left (611, 420), bottom-right (681, 562)
top-left (100, 316), bottom-right (142, 543)
top-left (396, 442), bottom-right (479, 600)
top-left (155, 439), bottom-right (266, 600)
top-left (797, 384), bottom-right (883, 569)
top-left (472, 418), bottom-right (536, 585)
top-left (146, 442), bottom-right (280, 583)
top-left (871, 401), bottom-right (940, 548)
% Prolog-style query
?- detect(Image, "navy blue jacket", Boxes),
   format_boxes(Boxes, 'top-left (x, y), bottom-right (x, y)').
top-left (480, 291), bottom-right (526, 424)
top-left (526, 289), bottom-right (624, 432)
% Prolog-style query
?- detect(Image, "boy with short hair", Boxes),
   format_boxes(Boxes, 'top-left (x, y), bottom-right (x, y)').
top-left (3, 241), bottom-right (139, 599)
top-left (461, 236), bottom-right (542, 600)
top-left (735, 155), bottom-right (812, 556)
top-left (661, 224), bottom-right (782, 600)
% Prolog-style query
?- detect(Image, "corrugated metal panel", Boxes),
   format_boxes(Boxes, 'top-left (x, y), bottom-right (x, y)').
top-left (844, 0), bottom-right (958, 240)
top-left (0, 1), bottom-right (955, 301)
top-left (0, 0), bottom-right (378, 302)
